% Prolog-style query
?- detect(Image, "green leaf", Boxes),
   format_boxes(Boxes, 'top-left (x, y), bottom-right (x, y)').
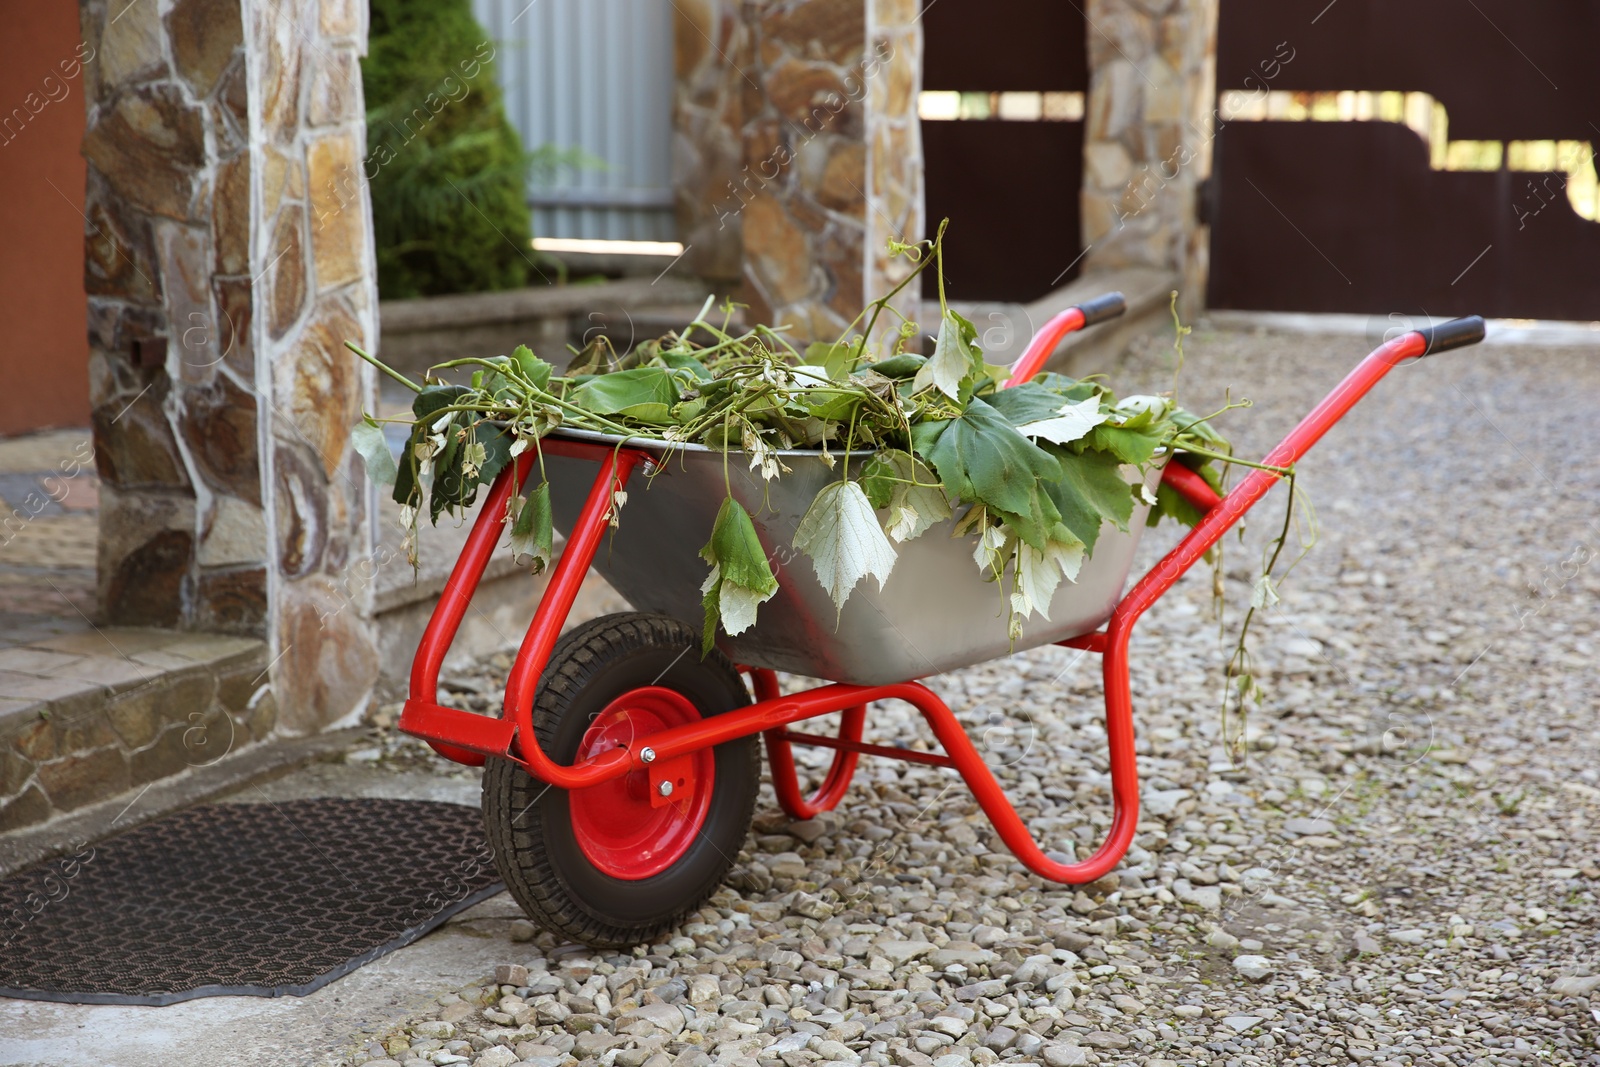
top-left (412, 383), bottom-right (471, 422)
top-left (699, 497), bottom-right (779, 597)
top-left (859, 453), bottom-right (899, 509)
top-left (801, 389), bottom-right (865, 424)
top-left (1113, 394), bottom-right (1173, 429)
top-left (672, 397), bottom-right (707, 423)
top-left (509, 481), bottom-right (553, 574)
top-left (1032, 372), bottom-right (1102, 402)
top-left (429, 424), bottom-right (469, 522)
top-left (568, 367), bottom-right (681, 424)
top-left (700, 578), bottom-right (721, 655)
top-left (984, 382), bottom-right (1075, 426)
top-left (660, 350), bottom-right (712, 381)
top-left (469, 421), bottom-right (515, 487)
top-left (350, 420), bottom-right (397, 487)
top-left (392, 417), bottom-right (430, 508)
top-left (792, 480), bottom-right (898, 617)
top-left (990, 493), bottom-right (1065, 554)
top-left (910, 396), bottom-right (1061, 520)
top-left (912, 309), bottom-right (983, 399)
top-left (1038, 446), bottom-right (1135, 553)
top-left (1085, 422), bottom-right (1166, 466)
top-left (870, 353), bottom-right (927, 379)
top-left (512, 344), bottom-right (552, 392)
top-left (1171, 406), bottom-right (1229, 453)
top-left (805, 342), bottom-right (856, 381)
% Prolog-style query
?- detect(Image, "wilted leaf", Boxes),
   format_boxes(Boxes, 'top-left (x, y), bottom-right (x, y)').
top-left (972, 522), bottom-right (1008, 575)
top-left (793, 480), bottom-right (898, 616)
top-left (1016, 395), bottom-right (1110, 445)
top-left (913, 308), bottom-right (983, 399)
top-left (862, 449), bottom-right (951, 543)
top-left (1010, 536), bottom-right (1086, 619)
top-left (700, 497), bottom-right (778, 596)
top-left (351, 419), bottom-right (397, 487)
top-left (1251, 574), bottom-right (1280, 609)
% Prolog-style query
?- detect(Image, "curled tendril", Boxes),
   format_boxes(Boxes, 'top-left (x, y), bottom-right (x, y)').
top-left (885, 237), bottom-right (925, 262)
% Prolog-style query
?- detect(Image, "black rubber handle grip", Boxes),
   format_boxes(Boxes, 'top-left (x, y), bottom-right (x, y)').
top-left (1076, 292), bottom-right (1127, 328)
top-left (1416, 315), bottom-right (1486, 355)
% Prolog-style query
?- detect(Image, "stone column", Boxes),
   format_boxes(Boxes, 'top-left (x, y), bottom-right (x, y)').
top-left (1080, 0), bottom-right (1219, 308)
top-left (79, 0), bottom-right (378, 735)
top-left (673, 0), bottom-right (923, 344)
top-left (247, 0), bottom-right (381, 733)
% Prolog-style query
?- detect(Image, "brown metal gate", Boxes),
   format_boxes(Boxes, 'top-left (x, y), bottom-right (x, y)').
top-left (922, 0), bottom-right (1086, 303)
top-left (1207, 1), bottom-right (1600, 320)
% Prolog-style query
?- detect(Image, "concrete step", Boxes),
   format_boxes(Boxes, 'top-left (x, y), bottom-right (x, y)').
top-left (0, 629), bottom-right (273, 836)
top-left (375, 276), bottom-right (715, 375)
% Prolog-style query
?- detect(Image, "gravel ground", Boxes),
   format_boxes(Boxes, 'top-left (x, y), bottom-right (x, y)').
top-left (327, 325), bottom-right (1600, 1067)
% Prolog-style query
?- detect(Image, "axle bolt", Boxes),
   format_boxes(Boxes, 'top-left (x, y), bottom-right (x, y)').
top-left (639, 747), bottom-right (656, 764)
top-left (658, 781), bottom-right (673, 797)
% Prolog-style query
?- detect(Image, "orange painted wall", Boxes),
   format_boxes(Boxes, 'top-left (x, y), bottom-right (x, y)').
top-left (0, 2), bottom-right (91, 436)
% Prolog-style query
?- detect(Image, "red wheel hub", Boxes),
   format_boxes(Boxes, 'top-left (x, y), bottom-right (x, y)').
top-left (568, 687), bottom-right (713, 880)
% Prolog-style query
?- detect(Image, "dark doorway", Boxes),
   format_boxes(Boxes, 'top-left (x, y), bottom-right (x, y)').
top-left (1207, 0), bottom-right (1600, 320)
top-left (921, 0), bottom-right (1087, 303)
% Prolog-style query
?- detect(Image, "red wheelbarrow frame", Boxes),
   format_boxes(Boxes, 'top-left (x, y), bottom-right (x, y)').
top-left (399, 306), bottom-right (1485, 885)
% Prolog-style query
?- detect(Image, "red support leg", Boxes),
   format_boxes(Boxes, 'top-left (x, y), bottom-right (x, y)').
top-left (751, 668), bottom-right (865, 820)
top-left (905, 655), bottom-right (1140, 885)
top-left (765, 707), bottom-right (866, 820)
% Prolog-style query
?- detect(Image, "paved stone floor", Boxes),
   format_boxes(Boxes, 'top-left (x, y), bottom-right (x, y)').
top-left (2, 322), bottom-right (1597, 1067)
top-left (0, 428), bottom-right (99, 646)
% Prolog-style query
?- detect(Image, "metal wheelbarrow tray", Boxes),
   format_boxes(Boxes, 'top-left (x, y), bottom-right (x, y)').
top-left (396, 296), bottom-right (1487, 948)
top-left (544, 428), bottom-right (1165, 686)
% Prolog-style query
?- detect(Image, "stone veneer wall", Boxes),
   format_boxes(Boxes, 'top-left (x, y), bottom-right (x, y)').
top-left (1080, 0), bottom-right (1220, 306)
top-left (247, 0), bottom-right (381, 733)
top-left (673, 0), bottom-right (923, 344)
top-left (79, 0), bottom-right (378, 736)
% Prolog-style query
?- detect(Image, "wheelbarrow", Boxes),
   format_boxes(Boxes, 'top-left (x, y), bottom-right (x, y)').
top-left (398, 298), bottom-right (1487, 947)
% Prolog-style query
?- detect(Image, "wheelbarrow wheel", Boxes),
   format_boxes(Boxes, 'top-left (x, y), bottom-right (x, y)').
top-left (482, 612), bottom-right (759, 948)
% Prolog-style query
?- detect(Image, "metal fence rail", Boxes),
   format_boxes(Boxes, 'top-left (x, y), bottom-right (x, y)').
top-left (472, 0), bottom-right (676, 242)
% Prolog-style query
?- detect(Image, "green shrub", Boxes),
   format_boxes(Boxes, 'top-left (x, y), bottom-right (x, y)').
top-left (363, 0), bottom-right (539, 298)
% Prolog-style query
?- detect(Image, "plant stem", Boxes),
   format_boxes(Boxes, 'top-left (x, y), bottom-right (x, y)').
top-left (1178, 444), bottom-right (1291, 476)
top-left (346, 342), bottom-right (421, 393)
top-left (844, 223), bottom-right (943, 362)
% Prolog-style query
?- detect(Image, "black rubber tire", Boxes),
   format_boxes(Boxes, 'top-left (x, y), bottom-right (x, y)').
top-left (482, 612), bottom-right (759, 947)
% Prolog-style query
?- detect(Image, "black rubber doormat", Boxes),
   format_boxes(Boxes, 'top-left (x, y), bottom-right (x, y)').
top-left (0, 798), bottom-right (503, 1005)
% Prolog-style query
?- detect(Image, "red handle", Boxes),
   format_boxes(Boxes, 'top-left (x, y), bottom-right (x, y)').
top-left (1004, 307), bottom-right (1085, 388)
top-left (1003, 292), bottom-right (1125, 388)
